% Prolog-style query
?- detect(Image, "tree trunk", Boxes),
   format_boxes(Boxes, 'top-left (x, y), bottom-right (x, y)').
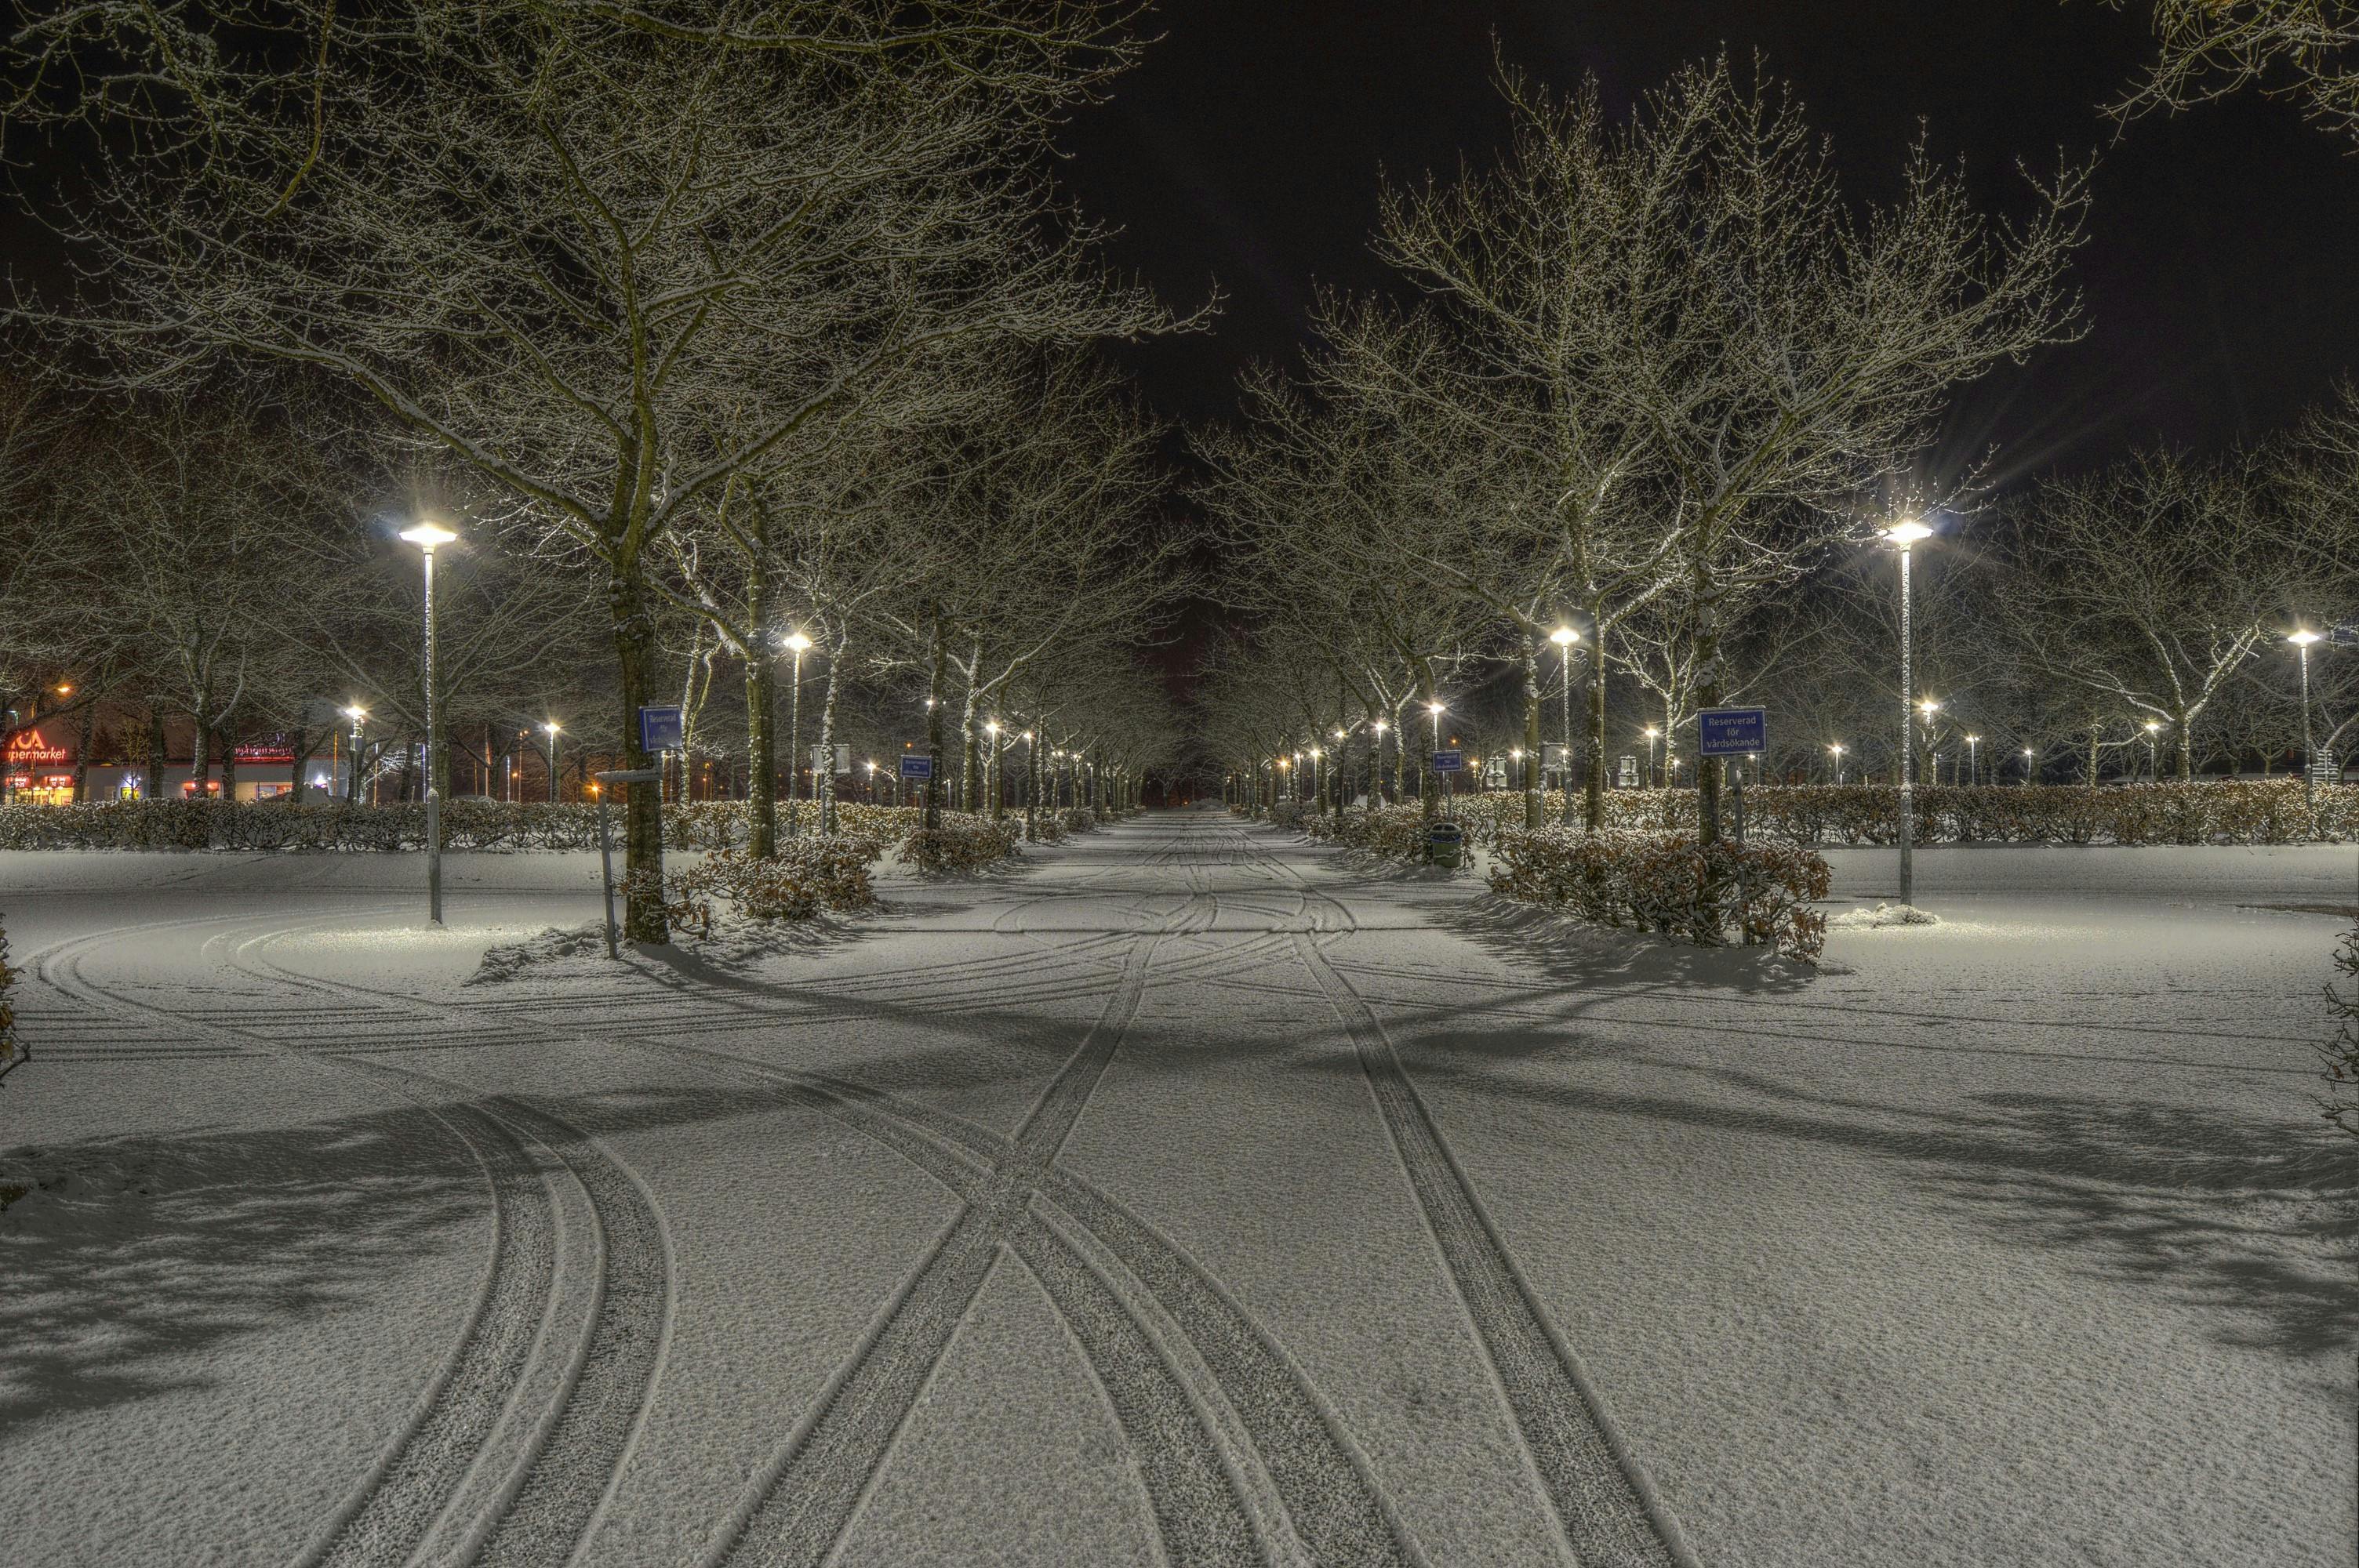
top-left (959, 642), bottom-right (983, 815)
top-left (1691, 561), bottom-right (1726, 848)
top-left (146, 708), bottom-right (165, 800)
top-left (289, 724), bottom-right (311, 803)
top-left (818, 637), bottom-right (846, 834)
top-left (611, 568), bottom-right (668, 943)
top-left (1521, 634), bottom-right (1543, 831)
top-left (219, 728), bottom-right (238, 800)
top-left (72, 703), bottom-right (94, 804)
top-left (924, 610), bottom-right (947, 831)
top-left (1584, 597), bottom-right (1608, 830)
top-left (188, 707), bottom-right (211, 800)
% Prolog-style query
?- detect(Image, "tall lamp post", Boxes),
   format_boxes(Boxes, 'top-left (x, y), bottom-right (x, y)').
top-left (1829, 742), bottom-right (1845, 785)
top-left (1550, 626), bottom-right (1579, 822)
top-left (782, 630), bottom-right (812, 837)
top-left (1643, 726), bottom-right (1661, 789)
top-left (984, 720), bottom-right (1002, 814)
top-left (543, 720), bottom-right (562, 802)
top-left (1427, 701), bottom-right (1446, 815)
top-left (2142, 720), bottom-right (2161, 782)
top-left (2022, 746), bottom-right (2034, 784)
top-left (398, 522), bottom-right (457, 925)
top-left (1964, 734), bottom-right (1979, 787)
top-left (1371, 720), bottom-right (1388, 805)
top-left (1882, 518), bottom-right (1934, 906)
top-left (2291, 629), bottom-right (2322, 817)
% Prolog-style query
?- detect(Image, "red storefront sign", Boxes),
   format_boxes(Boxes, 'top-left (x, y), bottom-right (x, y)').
top-left (4, 728), bottom-right (69, 766)
top-left (232, 739), bottom-right (296, 764)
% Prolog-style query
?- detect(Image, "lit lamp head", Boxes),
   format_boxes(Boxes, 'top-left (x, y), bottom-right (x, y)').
top-left (343, 704), bottom-right (368, 725)
top-left (2289, 629), bottom-right (2322, 648)
top-left (542, 720), bottom-right (561, 738)
top-left (1919, 698), bottom-right (1940, 716)
top-left (1829, 743), bottom-right (1844, 755)
top-left (55, 683), bottom-right (71, 696)
top-left (398, 522), bottom-right (459, 551)
top-left (985, 720), bottom-right (1000, 735)
top-left (781, 630), bottom-right (813, 655)
top-left (1965, 733), bottom-right (1979, 744)
top-left (1021, 730), bottom-right (1034, 742)
top-left (1308, 746), bottom-right (1320, 759)
top-left (1881, 519), bottom-right (1934, 547)
top-left (2143, 720), bottom-right (2161, 734)
top-left (1550, 626), bottom-right (1578, 647)
top-left (1644, 726), bottom-right (1659, 739)
top-left (1427, 702), bottom-right (1445, 715)
top-left (1372, 720), bottom-right (1387, 735)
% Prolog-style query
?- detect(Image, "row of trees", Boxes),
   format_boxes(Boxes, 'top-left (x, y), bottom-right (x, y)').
top-left (1197, 45), bottom-right (2359, 818)
top-left (2, 0), bottom-right (1194, 937)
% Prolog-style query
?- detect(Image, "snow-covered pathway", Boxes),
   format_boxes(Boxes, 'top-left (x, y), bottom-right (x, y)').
top-left (2, 810), bottom-right (2351, 1566)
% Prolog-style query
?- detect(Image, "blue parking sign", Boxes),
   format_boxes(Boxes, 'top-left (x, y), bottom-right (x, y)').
top-left (638, 705), bottom-right (683, 752)
top-left (1697, 707), bottom-right (1765, 757)
top-left (1431, 749), bottom-right (1464, 772)
top-left (898, 754), bottom-right (934, 780)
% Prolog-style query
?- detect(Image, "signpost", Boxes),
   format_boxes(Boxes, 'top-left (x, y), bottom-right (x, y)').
top-left (637, 706), bottom-right (684, 753)
top-left (1697, 706), bottom-right (1767, 758)
top-left (897, 754), bottom-right (933, 780)
top-left (1430, 749), bottom-right (1463, 772)
top-left (1616, 753), bottom-right (1638, 789)
top-left (592, 768), bottom-right (660, 960)
top-left (811, 742), bottom-right (852, 776)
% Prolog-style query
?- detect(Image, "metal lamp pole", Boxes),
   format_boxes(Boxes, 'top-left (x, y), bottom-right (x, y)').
top-left (399, 523), bottom-right (456, 925)
top-left (2291, 630), bottom-right (2322, 818)
top-left (1829, 743), bottom-right (1845, 786)
top-left (1883, 519), bottom-right (1933, 906)
top-left (543, 721), bottom-right (562, 802)
top-left (343, 705), bottom-right (368, 804)
top-left (2143, 721), bottom-right (2161, 782)
top-left (781, 631), bottom-right (812, 836)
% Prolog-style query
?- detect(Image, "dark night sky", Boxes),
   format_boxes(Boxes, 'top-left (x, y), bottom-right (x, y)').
top-left (1057, 0), bottom-right (2359, 482)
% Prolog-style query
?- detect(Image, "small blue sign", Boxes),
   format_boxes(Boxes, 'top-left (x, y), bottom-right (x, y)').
top-left (638, 705), bottom-right (683, 752)
top-left (2330, 625), bottom-right (2359, 648)
top-left (1430, 749), bottom-right (1465, 773)
top-left (1697, 706), bottom-right (1766, 758)
top-left (898, 754), bottom-right (934, 780)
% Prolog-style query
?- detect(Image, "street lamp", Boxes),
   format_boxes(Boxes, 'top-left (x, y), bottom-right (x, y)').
top-left (1883, 518), bottom-right (1934, 906)
top-left (1372, 719), bottom-right (1388, 805)
top-left (542, 720), bottom-right (562, 803)
top-left (1550, 626), bottom-right (1579, 821)
top-left (2292, 629), bottom-right (2322, 818)
top-left (2141, 720), bottom-right (2162, 783)
top-left (2022, 747), bottom-right (2034, 785)
top-left (985, 720), bottom-right (1002, 814)
top-left (1644, 726), bottom-right (1661, 789)
top-left (398, 521), bottom-right (457, 925)
top-left (1965, 734), bottom-right (1979, 788)
top-left (782, 630), bottom-right (812, 835)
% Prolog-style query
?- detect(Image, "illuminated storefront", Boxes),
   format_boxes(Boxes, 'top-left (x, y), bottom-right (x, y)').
top-left (4, 728), bottom-right (74, 804)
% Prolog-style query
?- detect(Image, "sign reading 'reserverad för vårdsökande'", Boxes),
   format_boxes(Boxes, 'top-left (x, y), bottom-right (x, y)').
top-left (1697, 707), bottom-right (1766, 757)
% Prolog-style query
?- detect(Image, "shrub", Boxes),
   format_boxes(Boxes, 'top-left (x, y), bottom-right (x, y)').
top-left (1027, 815), bottom-right (1068, 844)
top-left (899, 816), bottom-right (1022, 874)
top-left (2324, 922), bottom-right (2359, 1142)
top-left (666, 840), bottom-right (877, 934)
top-left (1488, 826), bottom-right (1831, 960)
top-left (1267, 800), bottom-right (1310, 830)
top-left (1060, 807), bottom-right (1099, 833)
top-left (0, 914), bottom-right (18, 1083)
top-left (1321, 804), bottom-right (1430, 859)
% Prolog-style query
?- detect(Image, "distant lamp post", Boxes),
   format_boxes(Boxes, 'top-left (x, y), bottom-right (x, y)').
top-left (782, 630), bottom-right (812, 835)
top-left (2291, 629), bottom-right (2323, 817)
top-left (1828, 742), bottom-right (1845, 786)
top-left (397, 521), bottom-right (457, 925)
top-left (1550, 626), bottom-right (1579, 820)
top-left (985, 720), bottom-right (1003, 814)
top-left (1372, 719), bottom-right (1388, 805)
top-left (1965, 734), bottom-right (1979, 788)
top-left (1882, 517), bottom-right (1935, 906)
top-left (542, 720), bottom-right (562, 803)
top-left (1644, 725), bottom-right (1661, 789)
top-left (2142, 720), bottom-right (2162, 783)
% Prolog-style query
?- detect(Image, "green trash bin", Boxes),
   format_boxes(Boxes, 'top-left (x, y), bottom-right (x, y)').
top-left (1425, 820), bottom-right (1464, 869)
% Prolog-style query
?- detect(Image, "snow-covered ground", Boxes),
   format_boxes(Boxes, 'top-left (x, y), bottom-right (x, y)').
top-left (1, 812), bottom-right (2350, 1566)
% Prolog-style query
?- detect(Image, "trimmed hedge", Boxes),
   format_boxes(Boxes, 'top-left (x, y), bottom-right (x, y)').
top-left (1488, 826), bottom-right (1831, 960)
top-left (0, 915), bottom-right (17, 1083)
top-left (667, 840), bottom-right (878, 932)
top-left (899, 816), bottom-right (1023, 875)
top-left (1438, 779), bottom-right (2359, 848)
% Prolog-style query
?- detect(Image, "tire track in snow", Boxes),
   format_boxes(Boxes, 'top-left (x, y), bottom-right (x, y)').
top-left (712, 931), bottom-right (1174, 1568)
top-left (31, 923), bottom-right (568, 1568)
top-left (1235, 825), bottom-right (1700, 1568)
top-left (223, 926), bottom-right (678, 1568)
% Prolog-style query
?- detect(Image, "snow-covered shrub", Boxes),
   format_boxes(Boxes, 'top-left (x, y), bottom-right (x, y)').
top-left (899, 816), bottom-right (1022, 875)
top-left (1060, 807), bottom-right (1098, 833)
top-left (1267, 800), bottom-right (1310, 831)
top-left (1026, 815), bottom-right (1068, 844)
top-left (0, 913), bottom-right (19, 1084)
top-left (1488, 826), bottom-right (1830, 960)
top-left (1325, 805), bottom-right (1430, 859)
top-left (2322, 922), bottom-right (2359, 1142)
top-left (666, 840), bottom-right (877, 933)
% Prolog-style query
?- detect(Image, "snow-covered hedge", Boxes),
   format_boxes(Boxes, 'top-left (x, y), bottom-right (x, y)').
top-left (1303, 804), bottom-right (1429, 859)
top-left (1438, 779), bottom-right (2359, 848)
top-left (1060, 807), bottom-right (1099, 834)
top-left (0, 914), bottom-right (19, 1084)
top-left (1488, 826), bottom-right (1831, 960)
top-left (898, 816), bottom-right (1023, 875)
top-left (1027, 815), bottom-right (1068, 844)
top-left (666, 841), bottom-right (876, 932)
